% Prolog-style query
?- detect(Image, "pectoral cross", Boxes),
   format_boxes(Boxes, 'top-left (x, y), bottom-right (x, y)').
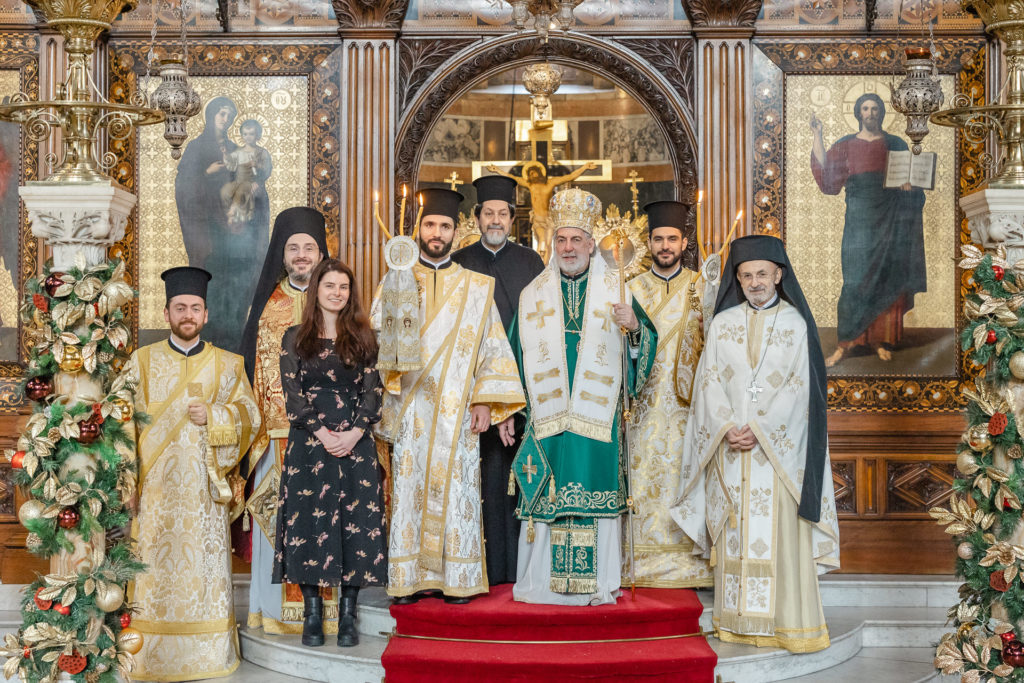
top-left (625, 169), bottom-right (644, 214)
top-left (747, 380), bottom-right (763, 402)
top-left (445, 171), bottom-right (464, 191)
top-left (520, 453), bottom-right (538, 484)
top-left (527, 301), bottom-right (556, 328)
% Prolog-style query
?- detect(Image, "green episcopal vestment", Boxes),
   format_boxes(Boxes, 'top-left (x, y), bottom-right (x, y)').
top-left (509, 269), bottom-right (657, 594)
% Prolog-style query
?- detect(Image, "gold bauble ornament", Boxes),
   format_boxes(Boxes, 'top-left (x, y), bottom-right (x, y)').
top-left (95, 582), bottom-right (125, 612)
top-left (966, 424), bottom-right (993, 453)
top-left (117, 627), bottom-right (143, 655)
top-left (957, 542), bottom-right (974, 559)
top-left (60, 346), bottom-right (84, 373)
top-left (18, 499), bottom-right (45, 526)
top-left (957, 451), bottom-right (979, 475)
top-left (1011, 352), bottom-right (1024, 380)
top-left (110, 397), bottom-right (133, 422)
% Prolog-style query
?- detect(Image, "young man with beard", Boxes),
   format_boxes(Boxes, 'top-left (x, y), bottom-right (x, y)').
top-left (622, 200), bottom-right (714, 589)
top-left (452, 175), bottom-right (544, 585)
top-left (510, 188), bottom-right (657, 605)
top-left (122, 267), bottom-right (260, 680)
top-left (671, 236), bottom-right (840, 653)
top-left (371, 188), bottom-right (525, 604)
top-left (239, 207), bottom-right (330, 636)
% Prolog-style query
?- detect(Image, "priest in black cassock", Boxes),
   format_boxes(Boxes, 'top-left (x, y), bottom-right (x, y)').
top-left (452, 175), bottom-right (544, 584)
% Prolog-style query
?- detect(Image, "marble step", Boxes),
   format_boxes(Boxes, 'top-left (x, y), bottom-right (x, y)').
top-left (767, 646), bottom-right (937, 683)
top-left (238, 626), bottom-right (385, 683)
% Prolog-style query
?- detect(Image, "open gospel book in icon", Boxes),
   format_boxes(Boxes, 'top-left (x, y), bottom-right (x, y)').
top-left (884, 150), bottom-right (937, 190)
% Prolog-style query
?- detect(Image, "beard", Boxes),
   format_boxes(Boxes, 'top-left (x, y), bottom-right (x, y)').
top-left (556, 251), bottom-right (588, 276)
top-left (419, 236), bottom-right (453, 259)
top-left (170, 319), bottom-right (203, 343)
top-left (286, 260), bottom-right (315, 284)
top-left (743, 286), bottom-right (776, 307)
top-left (654, 249), bottom-right (682, 270)
top-left (481, 223), bottom-right (508, 248)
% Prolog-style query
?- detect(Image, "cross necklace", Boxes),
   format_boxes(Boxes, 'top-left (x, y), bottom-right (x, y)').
top-left (746, 302), bottom-right (782, 403)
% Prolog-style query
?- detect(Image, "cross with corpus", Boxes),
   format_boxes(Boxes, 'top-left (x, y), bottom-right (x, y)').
top-left (520, 453), bottom-right (538, 484)
top-left (625, 169), bottom-right (644, 214)
top-left (446, 171), bottom-right (464, 191)
top-left (527, 300), bottom-right (556, 328)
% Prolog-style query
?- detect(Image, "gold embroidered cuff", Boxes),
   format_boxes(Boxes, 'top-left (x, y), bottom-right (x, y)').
top-left (207, 423), bottom-right (238, 447)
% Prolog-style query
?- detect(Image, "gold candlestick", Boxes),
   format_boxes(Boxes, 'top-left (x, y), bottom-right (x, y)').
top-left (399, 184), bottom-right (408, 236)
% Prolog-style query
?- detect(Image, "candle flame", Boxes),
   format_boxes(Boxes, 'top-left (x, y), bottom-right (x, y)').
top-left (402, 184), bottom-right (407, 198)
top-left (734, 209), bottom-right (744, 221)
top-left (697, 190), bottom-right (704, 203)
top-left (374, 190), bottom-right (379, 202)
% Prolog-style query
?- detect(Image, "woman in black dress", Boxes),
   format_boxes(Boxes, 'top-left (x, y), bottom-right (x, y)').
top-left (273, 258), bottom-right (386, 648)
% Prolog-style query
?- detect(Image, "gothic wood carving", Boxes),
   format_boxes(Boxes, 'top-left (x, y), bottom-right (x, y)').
top-left (682, 0), bottom-right (763, 28)
top-left (333, 0), bottom-right (410, 30)
top-left (615, 38), bottom-right (695, 117)
top-left (398, 38), bottom-right (477, 117)
top-left (0, 34), bottom-right (41, 414)
top-left (396, 33), bottom-right (697, 221)
top-left (752, 38), bottom-right (985, 412)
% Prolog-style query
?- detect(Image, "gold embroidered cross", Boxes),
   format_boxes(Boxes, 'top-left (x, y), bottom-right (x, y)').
top-left (521, 453), bottom-right (538, 484)
top-left (445, 171), bottom-right (464, 191)
top-left (527, 301), bottom-right (556, 328)
top-left (595, 305), bottom-right (615, 332)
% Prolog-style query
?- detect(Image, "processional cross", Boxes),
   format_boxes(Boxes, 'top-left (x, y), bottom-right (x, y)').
top-left (625, 169), bottom-right (644, 214)
top-left (521, 453), bottom-right (538, 484)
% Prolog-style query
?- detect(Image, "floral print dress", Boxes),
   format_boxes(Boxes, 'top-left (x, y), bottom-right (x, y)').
top-left (272, 326), bottom-right (387, 587)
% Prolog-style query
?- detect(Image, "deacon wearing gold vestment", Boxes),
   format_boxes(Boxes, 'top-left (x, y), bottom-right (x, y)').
top-left (371, 188), bottom-right (525, 603)
top-left (124, 267), bottom-right (260, 681)
top-left (510, 188), bottom-right (657, 606)
top-left (625, 200), bottom-right (712, 588)
top-left (671, 236), bottom-right (839, 653)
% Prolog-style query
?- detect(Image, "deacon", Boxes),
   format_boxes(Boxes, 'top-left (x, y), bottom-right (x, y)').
top-left (671, 235), bottom-right (840, 653)
top-left (371, 187), bottom-right (525, 604)
top-left (240, 207), bottom-right (329, 635)
top-left (124, 267), bottom-right (261, 680)
top-left (452, 175), bottom-right (544, 584)
top-left (625, 200), bottom-right (712, 588)
top-left (510, 188), bottom-right (657, 605)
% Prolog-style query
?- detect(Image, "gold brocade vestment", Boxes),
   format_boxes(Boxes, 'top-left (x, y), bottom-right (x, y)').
top-left (371, 263), bottom-right (525, 597)
top-left (124, 341), bottom-right (260, 682)
top-left (626, 269), bottom-right (713, 588)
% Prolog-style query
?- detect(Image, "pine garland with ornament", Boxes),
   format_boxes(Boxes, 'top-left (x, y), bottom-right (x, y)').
top-left (0, 257), bottom-right (147, 682)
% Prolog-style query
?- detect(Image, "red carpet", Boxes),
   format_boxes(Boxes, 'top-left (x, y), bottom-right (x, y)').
top-left (381, 584), bottom-right (717, 682)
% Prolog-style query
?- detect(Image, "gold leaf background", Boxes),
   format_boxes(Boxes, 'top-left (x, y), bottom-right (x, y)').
top-left (137, 75), bottom-right (308, 332)
top-left (784, 73), bottom-right (955, 330)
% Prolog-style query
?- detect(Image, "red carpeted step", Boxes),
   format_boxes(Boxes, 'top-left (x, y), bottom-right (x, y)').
top-left (390, 584), bottom-right (704, 641)
top-left (381, 636), bottom-right (717, 682)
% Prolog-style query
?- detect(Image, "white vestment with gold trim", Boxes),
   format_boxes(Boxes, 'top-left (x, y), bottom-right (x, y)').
top-left (124, 341), bottom-right (260, 681)
top-left (671, 301), bottom-right (839, 653)
top-left (371, 263), bottom-right (525, 597)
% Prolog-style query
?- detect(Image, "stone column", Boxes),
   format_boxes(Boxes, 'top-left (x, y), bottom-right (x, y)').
top-left (683, 0), bottom-right (762, 252)
top-left (333, 0), bottom-right (409, 302)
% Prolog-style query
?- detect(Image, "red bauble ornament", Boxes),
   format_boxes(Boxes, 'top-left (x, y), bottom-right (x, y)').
top-left (21, 647), bottom-right (29, 659)
top-left (33, 587), bottom-right (52, 611)
top-left (1004, 639), bottom-right (1024, 667)
top-left (990, 412), bottom-right (1009, 436)
top-left (57, 651), bottom-right (85, 674)
top-left (77, 417), bottom-right (101, 445)
top-left (42, 272), bottom-right (65, 297)
top-left (120, 612), bottom-right (132, 628)
top-left (991, 570), bottom-right (1010, 592)
top-left (988, 329), bottom-right (999, 344)
top-left (25, 376), bottom-right (52, 402)
top-left (994, 265), bottom-right (1006, 281)
top-left (9, 451), bottom-right (24, 469)
top-left (53, 603), bottom-right (70, 616)
top-left (1001, 631), bottom-right (1017, 644)
top-left (57, 507), bottom-right (80, 530)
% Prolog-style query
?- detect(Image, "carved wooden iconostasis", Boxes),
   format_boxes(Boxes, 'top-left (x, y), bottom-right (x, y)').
top-left (0, 0), bottom-right (993, 579)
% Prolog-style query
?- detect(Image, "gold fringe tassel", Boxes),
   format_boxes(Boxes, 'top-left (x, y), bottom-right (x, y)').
top-left (549, 476), bottom-right (556, 503)
top-left (527, 517), bottom-right (535, 543)
top-left (508, 470), bottom-right (516, 496)
top-left (242, 510), bottom-right (250, 532)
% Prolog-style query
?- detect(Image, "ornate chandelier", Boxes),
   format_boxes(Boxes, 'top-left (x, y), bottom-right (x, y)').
top-left (506, 1), bottom-right (585, 41)
top-left (0, 0), bottom-right (199, 183)
top-left (889, 46), bottom-right (943, 155)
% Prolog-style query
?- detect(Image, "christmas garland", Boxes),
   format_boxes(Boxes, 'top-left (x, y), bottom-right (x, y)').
top-left (934, 245), bottom-right (1024, 679)
top-left (1, 257), bottom-right (146, 682)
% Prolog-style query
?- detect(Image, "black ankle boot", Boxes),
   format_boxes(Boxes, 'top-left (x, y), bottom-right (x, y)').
top-left (300, 586), bottom-right (325, 647)
top-left (338, 586), bottom-right (359, 647)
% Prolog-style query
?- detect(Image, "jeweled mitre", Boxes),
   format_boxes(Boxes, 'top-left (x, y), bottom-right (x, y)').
top-left (549, 188), bottom-right (602, 235)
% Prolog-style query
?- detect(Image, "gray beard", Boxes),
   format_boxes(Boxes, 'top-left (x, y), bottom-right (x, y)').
top-left (557, 254), bottom-right (588, 276)
top-left (482, 228), bottom-right (507, 248)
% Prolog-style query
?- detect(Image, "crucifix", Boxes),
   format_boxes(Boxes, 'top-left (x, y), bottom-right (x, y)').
top-left (445, 171), bottom-right (464, 191)
top-left (747, 380), bottom-right (764, 402)
top-left (625, 169), bottom-right (644, 214)
top-left (520, 452), bottom-right (538, 484)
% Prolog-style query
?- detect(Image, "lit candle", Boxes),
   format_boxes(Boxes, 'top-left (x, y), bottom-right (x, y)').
top-left (696, 189), bottom-right (706, 259)
top-left (412, 193), bottom-right (425, 240)
top-left (725, 209), bottom-right (743, 246)
top-left (373, 190), bottom-right (392, 240)
top-left (399, 184), bottom-right (408, 236)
